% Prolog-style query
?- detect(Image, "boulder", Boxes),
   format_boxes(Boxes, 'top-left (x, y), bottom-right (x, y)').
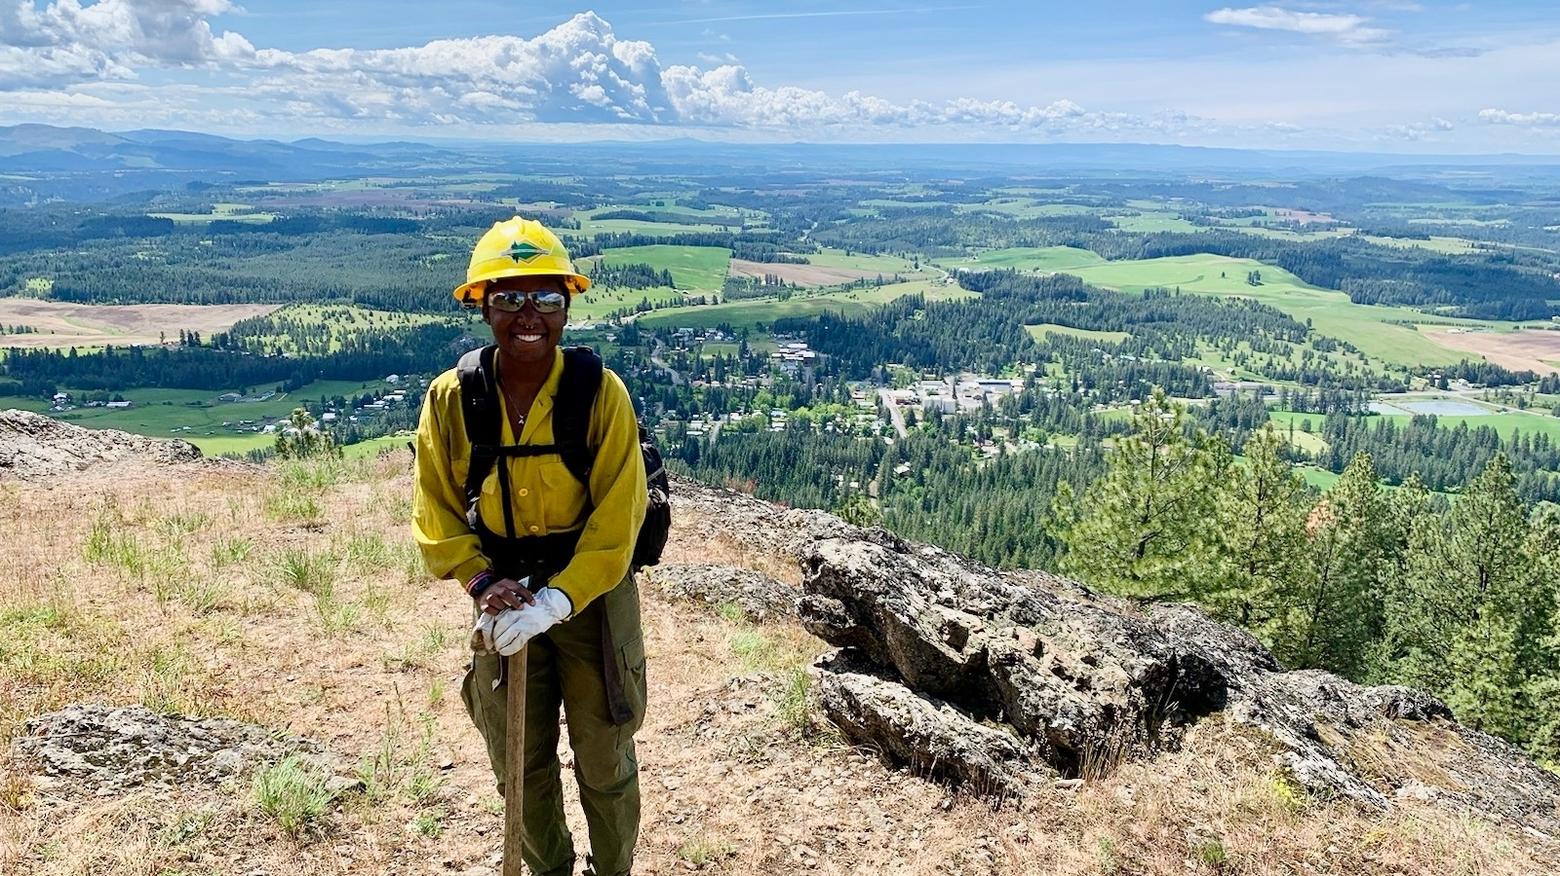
top-left (646, 562), bottom-right (797, 621)
top-left (795, 529), bottom-right (1560, 834)
top-left (0, 409), bottom-right (201, 481)
top-left (15, 704), bottom-right (346, 794)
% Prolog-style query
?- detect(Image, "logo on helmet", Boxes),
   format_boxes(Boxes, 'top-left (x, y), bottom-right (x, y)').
top-left (504, 239), bottom-right (549, 262)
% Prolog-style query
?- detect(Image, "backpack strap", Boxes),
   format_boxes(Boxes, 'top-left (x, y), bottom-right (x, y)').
top-left (553, 346), bottom-right (604, 489)
top-left (457, 344), bottom-right (509, 534)
top-left (459, 344), bottom-right (603, 538)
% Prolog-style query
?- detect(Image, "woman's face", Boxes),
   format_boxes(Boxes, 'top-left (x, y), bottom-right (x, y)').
top-left (483, 275), bottom-right (569, 369)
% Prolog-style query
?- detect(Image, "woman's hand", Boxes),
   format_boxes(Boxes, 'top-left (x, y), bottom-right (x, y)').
top-left (477, 576), bottom-right (535, 615)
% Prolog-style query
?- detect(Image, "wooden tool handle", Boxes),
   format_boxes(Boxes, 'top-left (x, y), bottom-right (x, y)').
top-left (503, 647), bottom-right (528, 876)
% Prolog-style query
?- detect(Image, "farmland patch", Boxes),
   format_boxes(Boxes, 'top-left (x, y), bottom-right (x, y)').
top-left (1422, 327), bottom-right (1560, 375)
top-left (0, 298), bottom-right (281, 349)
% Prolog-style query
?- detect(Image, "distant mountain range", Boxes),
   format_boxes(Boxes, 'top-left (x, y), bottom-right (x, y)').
top-left (0, 124), bottom-right (465, 176)
top-left (1, 123), bottom-right (1558, 201)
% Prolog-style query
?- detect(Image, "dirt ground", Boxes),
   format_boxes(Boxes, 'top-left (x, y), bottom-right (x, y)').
top-left (726, 259), bottom-right (880, 287)
top-left (1423, 327), bottom-right (1560, 375)
top-left (0, 298), bottom-right (280, 349)
top-left (0, 454), bottom-right (1554, 875)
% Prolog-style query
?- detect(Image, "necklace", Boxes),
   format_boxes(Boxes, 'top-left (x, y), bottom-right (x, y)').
top-left (499, 380), bottom-right (533, 436)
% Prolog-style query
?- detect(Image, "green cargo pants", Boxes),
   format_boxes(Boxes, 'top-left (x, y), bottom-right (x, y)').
top-left (462, 575), bottom-right (647, 876)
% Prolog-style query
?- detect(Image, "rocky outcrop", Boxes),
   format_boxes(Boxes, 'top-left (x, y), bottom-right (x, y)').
top-left (16, 704), bottom-right (353, 794)
top-left (645, 562), bottom-right (797, 621)
top-left (672, 477), bottom-right (893, 565)
top-left (0, 409), bottom-right (201, 481)
top-left (789, 524), bottom-right (1560, 833)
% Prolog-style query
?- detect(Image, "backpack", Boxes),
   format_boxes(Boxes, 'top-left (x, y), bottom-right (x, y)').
top-left (456, 344), bottom-right (671, 572)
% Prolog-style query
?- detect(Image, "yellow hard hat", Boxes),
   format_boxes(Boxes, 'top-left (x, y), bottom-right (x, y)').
top-left (453, 216), bottom-right (591, 305)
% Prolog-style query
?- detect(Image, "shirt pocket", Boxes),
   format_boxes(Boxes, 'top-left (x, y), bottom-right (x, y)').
top-left (539, 461), bottom-right (589, 530)
top-left (474, 466), bottom-right (510, 535)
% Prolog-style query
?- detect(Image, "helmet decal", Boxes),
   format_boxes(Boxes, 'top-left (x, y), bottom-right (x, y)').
top-left (504, 239), bottom-right (549, 262)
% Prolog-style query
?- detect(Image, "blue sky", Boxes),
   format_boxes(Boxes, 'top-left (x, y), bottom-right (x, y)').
top-left (2, 1), bottom-right (1559, 152)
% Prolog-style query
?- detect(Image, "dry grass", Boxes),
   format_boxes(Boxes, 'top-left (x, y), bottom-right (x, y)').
top-left (0, 452), bottom-right (1555, 874)
top-left (0, 298), bottom-right (280, 349)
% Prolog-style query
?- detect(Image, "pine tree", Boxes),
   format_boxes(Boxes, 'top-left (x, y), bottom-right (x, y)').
top-left (1210, 426), bottom-right (1309, 642)
top-left (1521, 503), bottom-right (1560, 762)
top-left (275, 408), bottom-right (338, 459)
top-left (1284, 452), bottom-right (1385, 676)
top-left (1386, 454), bottom-right (1537, 737)
top-left (1370, 472), bottom-right (1435, 683)
top-left (1057, 390), bottom-right (1218, 600)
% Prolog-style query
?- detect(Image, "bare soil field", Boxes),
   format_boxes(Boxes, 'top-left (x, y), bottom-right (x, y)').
top-left (0, 298), bottom-right (280, 348)
top-left (1423, 327), bottom-right (1560, 375)
top-left (1272, 208), bottom-right (1337, 225)
top-left (1, 449), bottom-right (1554, 875)
top-left (727, 259), bottom-right (879, 287)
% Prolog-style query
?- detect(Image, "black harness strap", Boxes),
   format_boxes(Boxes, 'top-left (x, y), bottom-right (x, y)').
top-left (457, 344), bottom-right (501, 529)
top-left (456, 343), bottom-right (607, 564)
top-left (554, 347), bottom-right (604, 492)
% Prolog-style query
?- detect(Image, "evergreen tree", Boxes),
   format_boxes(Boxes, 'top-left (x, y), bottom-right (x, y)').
top-left (1370, 472), bottom-right (1435, 683)
top-left (1211, 425), bottom-right (1309, 641)
top-left (275, 408), bottom-right (338, 459)
top-left (1521, 504), bottom-right (1560, 762)
top-left (1386, 455), bottom-right (1537, 737)
top-left (1057, 390), bottom-right (1218, 600)
top-left (1285, 452), bottom-right (1385, 676)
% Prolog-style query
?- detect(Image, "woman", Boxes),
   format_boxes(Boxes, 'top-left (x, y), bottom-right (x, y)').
top-left (413, 216), bottom-right (647, 876)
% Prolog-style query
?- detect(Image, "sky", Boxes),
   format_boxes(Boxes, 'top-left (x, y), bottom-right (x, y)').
top-left (1, 1), bottom-right (1558, 153)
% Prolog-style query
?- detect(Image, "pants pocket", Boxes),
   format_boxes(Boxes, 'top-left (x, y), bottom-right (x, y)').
top-left (616, 635), bottom-right (647, 736)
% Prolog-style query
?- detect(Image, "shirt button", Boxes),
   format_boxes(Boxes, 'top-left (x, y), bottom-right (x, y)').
top-left (517, 488), bottom-right (529, 497)
top-left (528, 525), bottom-right (540, 533)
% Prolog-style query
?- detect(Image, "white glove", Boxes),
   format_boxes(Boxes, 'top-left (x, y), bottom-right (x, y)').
top-left (471, 612), bottom-right (498, 654)
top-left (492, 587), bottom-right (573, 656)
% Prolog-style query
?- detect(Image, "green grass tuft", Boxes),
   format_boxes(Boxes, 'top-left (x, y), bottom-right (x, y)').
top-left (252, 755), bottom-right (338, 837)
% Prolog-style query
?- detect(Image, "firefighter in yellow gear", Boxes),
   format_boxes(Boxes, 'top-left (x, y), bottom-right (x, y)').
top-left (413, 216), bottom-right (647, 876)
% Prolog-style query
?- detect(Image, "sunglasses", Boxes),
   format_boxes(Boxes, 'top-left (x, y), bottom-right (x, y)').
top-left (487, 289), bottom-right (567, 314)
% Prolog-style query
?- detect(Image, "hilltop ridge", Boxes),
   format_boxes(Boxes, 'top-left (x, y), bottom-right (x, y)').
top-left (0, 416), bottom-right (1556, 874)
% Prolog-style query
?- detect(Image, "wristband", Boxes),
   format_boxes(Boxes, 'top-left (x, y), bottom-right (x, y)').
top-left (465, 570), bottom-right (496, 599)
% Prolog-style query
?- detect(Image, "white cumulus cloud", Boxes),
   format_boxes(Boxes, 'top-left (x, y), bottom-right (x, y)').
top-left (1205, 6), bottom-right (1391, 46)
top-left (0, 6), bottom-right (1229, 140)
top-left (1478, 108), bottom-right (1560, 127)
top-left (0, 0), bottom-right (253, 87)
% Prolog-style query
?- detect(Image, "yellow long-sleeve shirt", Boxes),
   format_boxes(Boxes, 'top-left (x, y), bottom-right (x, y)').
top-left (412, 347), bottom-right (647, 612)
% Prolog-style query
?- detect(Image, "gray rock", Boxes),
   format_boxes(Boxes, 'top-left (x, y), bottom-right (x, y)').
top-left (645, 563), bottom-right (797, 620)
top-left (0, 409), bottom-right (201, 481)
top-left (813, 649), bottom-right (1041, 798)
top-left (796, 529), bottom-right (1560, 834)
top-left (14, 704), bottom-right (345, 793)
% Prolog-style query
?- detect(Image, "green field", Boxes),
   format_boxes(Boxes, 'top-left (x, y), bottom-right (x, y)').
top-left (149, 202), bottom-right (276, 224)
top-left (1024, 323), bottom-right (1131, 343)
top-left (235, 304), bottom-right (461, 355)
top-left (570, 285), bottom-right (686, 322)
top-left (574, 207), bottom-right (733, 237)
top-left (1269, 407), bottom-right (1560, 443)
top-left (1376, 410), bottom-right (1560, 441)
top-left (637, 279), bottom-right (974, 331)
top-left (1, 378), bottom-right (393, 452)
top-left (586, 245), bottom-right (732, 295)
top-left (955, 246), bottom-right (1106, 273)
top-left (343, 434), bottom-right (413, 459)
top-left (1107, 212), bottom-right (1199, 233)
top-left (1060, 254), bottom-right (1483, 368)
top-left (804, 248), bottom-right (929, 274)
top-left (1356, 234), bottom-right (1479, 255)
top-left (959, 200), bottom-right (1100, 219)
top-left (1223, 227), bottom-right (1352, 244)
